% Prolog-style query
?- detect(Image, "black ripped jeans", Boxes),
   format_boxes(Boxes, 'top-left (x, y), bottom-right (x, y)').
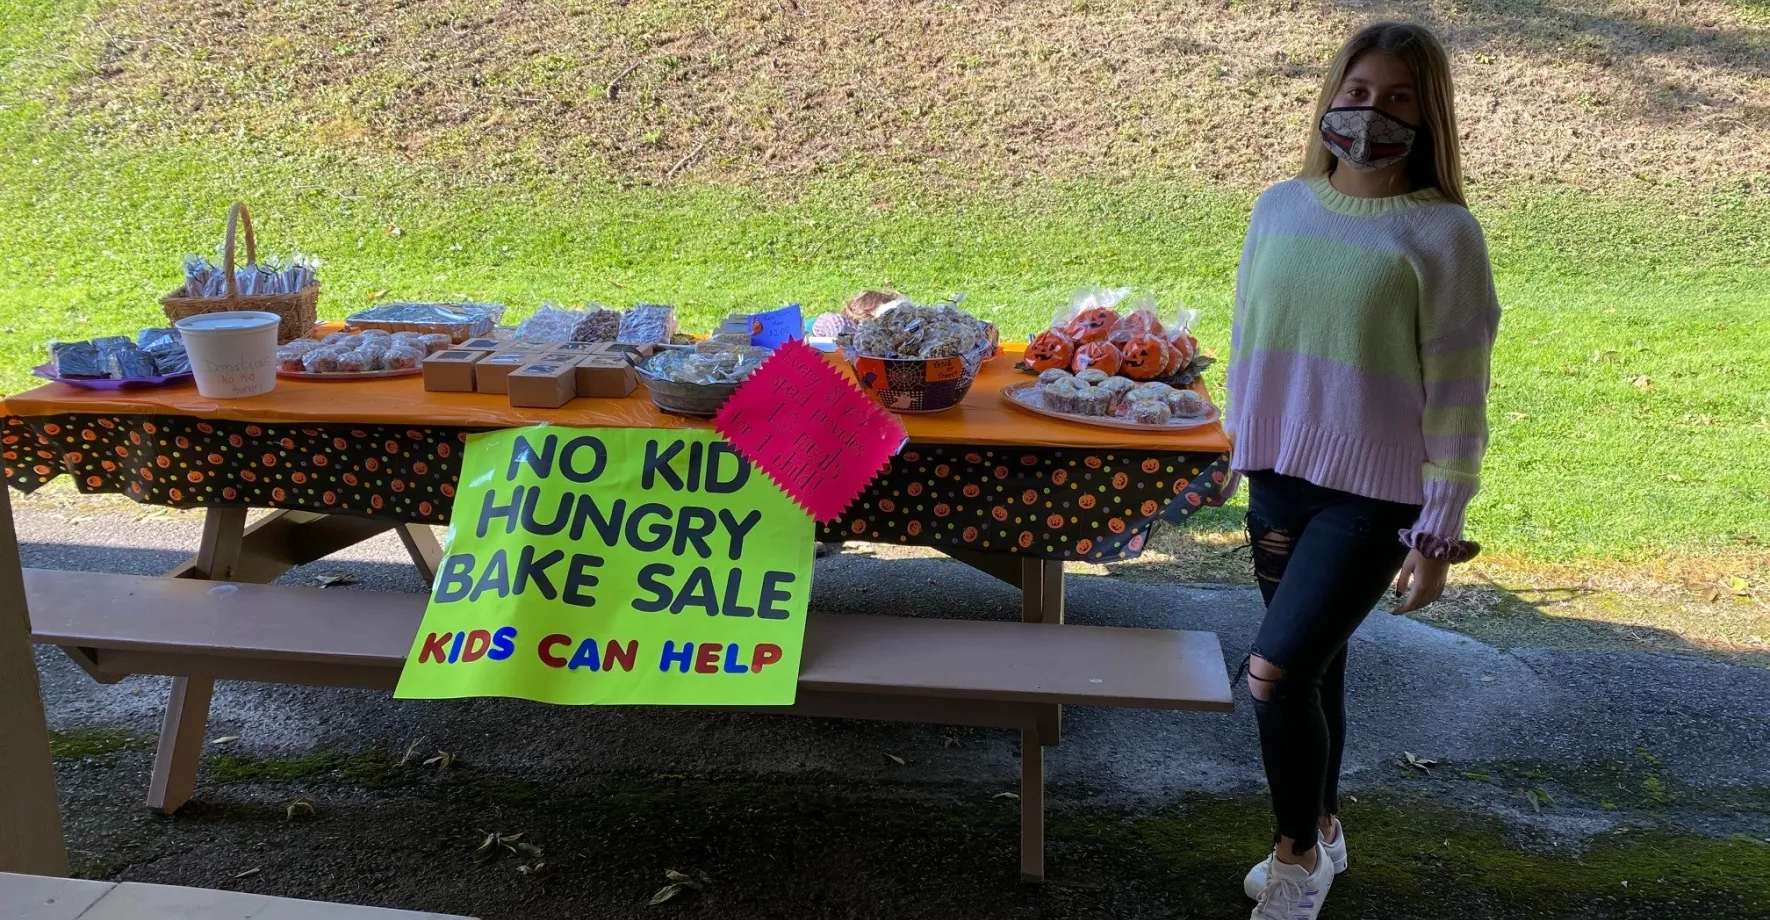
top-left (1244, 470), bottom-right (1420, 855)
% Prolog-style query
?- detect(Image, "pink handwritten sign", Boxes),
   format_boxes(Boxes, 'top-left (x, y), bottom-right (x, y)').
top-left (714, 339), bottom-right (908, 522)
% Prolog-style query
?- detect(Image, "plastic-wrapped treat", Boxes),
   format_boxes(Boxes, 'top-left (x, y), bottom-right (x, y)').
top-left (302, 349), bottom-right (341, 374)
top-left (1128, 399), bottom-right (1173, 425)
top-left (334, 351), bottom-right (370, 373)
top-left (1037, 368), bottom-right (1075, 386)
top-left (48, 341), bottom-right (104, 377)
top-left (1076, 368), bottom-right (1111, 386)
top-left (569, 307), bottom-right (624, 344)
top-left (278, 353), bottom-right (309, 373)
top-left (1169, 388), bottom-right (1209, 417)
top-left (358, 328), bottom-right (392, 339)
top-left (1040, 378), bottom-right (1080, 413)
top-left (383, 345), bottom-right (424, 370)
top-left (357, 339), bottom-right (391, 360)
top-left (618, 304), bottom-right (678, 345)
top-left (391, 332), bottom-right (425, 348)
top-left (809, 313), bottom-right (857, 339)
top-left (417, 334), bottom-right (453, 354)
top-left (514, 304), bottom-right (587, 344)
top-left (138, 328), bottom-right (190, 375)
top-left (106, 348), bottom-right (157, 379)
top-left (1074, 388), bottom-right (1112, 417)
top-left (1097, 376), bottom-right (1137, 400)
top-left (280, 339), bottom-right (322, 358)
top-left (322, 331), bottom-right (350, 346)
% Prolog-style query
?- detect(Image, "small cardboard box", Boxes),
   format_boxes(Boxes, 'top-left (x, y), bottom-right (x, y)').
top-left (473, 351), bottom-right (533, 395)
top-left (508, 362), bottom-right (578, 409)
top-left (549, 341), bottom-right (603, 355)
top-left (574, 355), bottom-right (638, 398)
top-left (536, 351), bottom-right (589, 367)
top-left (421, 349), bottom-right (485, 392)
top-left (458, 337), bottom-right (508, 352)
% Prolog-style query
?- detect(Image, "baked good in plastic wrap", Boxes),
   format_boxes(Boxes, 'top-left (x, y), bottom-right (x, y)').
top-left (617, 304), bottom-right (678, 345)
top-left (511, 303), bottom-right (584, 344)
top-left (850, 297), bottom-right (990, 360)
top-left (639, 341), bottom-right (766, 385)
top-left (568, 307), bottom-right (622, 343)
top-left (346, 302), bottom-right (504, 342)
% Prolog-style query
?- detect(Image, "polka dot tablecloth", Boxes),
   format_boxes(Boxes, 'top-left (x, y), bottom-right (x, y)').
top-left (3, 414), bottom-right (1230, 562)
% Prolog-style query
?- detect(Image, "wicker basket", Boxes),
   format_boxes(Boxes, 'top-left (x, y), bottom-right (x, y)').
top-left (160, 202), bottom-right (319, 344)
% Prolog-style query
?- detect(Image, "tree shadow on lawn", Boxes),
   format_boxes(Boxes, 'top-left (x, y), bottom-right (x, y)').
top-left (1333, 0), bottom-right (1769, 118)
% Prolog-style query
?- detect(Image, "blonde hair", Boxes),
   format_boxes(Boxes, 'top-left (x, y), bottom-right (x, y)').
top-left (1301, 22), bottom-right (1466, 207)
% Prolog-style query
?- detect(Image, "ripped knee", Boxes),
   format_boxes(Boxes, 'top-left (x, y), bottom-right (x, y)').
top-left (1248, 525), bottom-right (1293, 586)
top-left (1247, 654), bottom-right (1285, 702)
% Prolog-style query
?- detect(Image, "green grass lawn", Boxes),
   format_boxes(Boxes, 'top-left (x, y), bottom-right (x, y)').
top-left (2, 0), bottom-right (1766, 566)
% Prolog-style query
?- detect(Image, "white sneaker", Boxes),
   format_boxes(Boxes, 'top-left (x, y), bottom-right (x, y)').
top-left (1249, 847), bottom-right (1335, 920)
top-left (1243, 819), bottom-right (1347, 900)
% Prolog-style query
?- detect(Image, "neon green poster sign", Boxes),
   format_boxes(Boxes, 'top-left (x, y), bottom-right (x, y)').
top-left (394, 427), bottom-right (816, 706)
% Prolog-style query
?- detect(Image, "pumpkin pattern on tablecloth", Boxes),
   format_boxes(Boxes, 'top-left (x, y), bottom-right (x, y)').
top-left (3, 415), bottom-right (1231, 561)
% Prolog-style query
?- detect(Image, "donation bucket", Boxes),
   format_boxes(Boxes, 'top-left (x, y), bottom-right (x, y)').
top-left (174, 311), bottom-right (281, 398)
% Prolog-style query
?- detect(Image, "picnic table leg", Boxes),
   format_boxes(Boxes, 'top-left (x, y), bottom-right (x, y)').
top-left (0, 484), bottom-right (71, 875)
top-left (146, 506), bottom-right (247, 814)
top-left (1020, 558), bottom-right (1062, 884)
top-left (1019, 727), bottom-right (1044, 884)
top-left (395, 524), bottom-right (442, 584)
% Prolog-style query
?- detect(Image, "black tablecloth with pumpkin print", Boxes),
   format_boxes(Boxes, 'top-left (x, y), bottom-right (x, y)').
top-left (2, 414), bottom-right (1230, 562)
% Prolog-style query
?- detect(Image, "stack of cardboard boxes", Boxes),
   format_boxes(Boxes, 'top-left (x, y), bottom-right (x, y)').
top-left (420, 339), bottom-right (639, 408)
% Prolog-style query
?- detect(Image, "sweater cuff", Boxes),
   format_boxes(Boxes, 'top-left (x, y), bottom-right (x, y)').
top-left (1408, 478), bottom-right (1477, 543)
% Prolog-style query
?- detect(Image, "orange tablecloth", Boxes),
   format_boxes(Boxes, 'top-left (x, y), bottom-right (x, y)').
top-left (3, 349), bottom-right (1230, 453)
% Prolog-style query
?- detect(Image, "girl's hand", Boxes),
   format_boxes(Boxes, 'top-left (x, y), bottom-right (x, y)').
top-left (1392, 550), bottom-right (1449, 613)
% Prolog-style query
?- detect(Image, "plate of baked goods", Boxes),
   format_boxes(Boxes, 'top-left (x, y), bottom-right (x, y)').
top-left (274, 329), bottom-right (447, 378)
top-left (1001, 370), bottom-right (1219, 431)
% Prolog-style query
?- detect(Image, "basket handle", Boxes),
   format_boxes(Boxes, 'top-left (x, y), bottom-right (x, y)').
top-left (220, 201), bottom-right (258, 300)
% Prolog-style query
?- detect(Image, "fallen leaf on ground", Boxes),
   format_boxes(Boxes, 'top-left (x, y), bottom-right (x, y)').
top-left (211, 736), bottom-right (240, 745)
top-left (649, 884), bottom-right (683, 905)
top-left (1403, 751), bottom-right (1437, 774)
top-left (232, 867), bottom-right (261, 880)
top-left (1525, 787), bottom-right (1556, 812)
top-left (885, 753), bottom-right (905, 766)
top-left (284, 796), bottom-right (315, 821)
top-left (422, 750), bottom-right (455, 771)
top-left (313, 573), bottom-right (358, 588)
top-left (399, 740), bottom-right (426, 766)
top-left (993, 792), bottom-right (1019, 800)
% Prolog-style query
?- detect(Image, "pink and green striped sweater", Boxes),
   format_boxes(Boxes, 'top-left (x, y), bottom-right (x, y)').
top-left (1226, 176), bottom-right (1502, 543)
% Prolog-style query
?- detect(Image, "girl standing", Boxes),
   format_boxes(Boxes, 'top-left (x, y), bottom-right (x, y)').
top-left (1225, 22), bottom-right (1500, 920)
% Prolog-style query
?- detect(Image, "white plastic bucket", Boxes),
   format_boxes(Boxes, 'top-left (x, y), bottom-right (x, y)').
top-left (174, 311), bottom-right (281, 399)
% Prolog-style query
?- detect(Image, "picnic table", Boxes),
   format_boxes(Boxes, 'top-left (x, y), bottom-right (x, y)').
top-left (0, 349), bottom-right (1235, 883)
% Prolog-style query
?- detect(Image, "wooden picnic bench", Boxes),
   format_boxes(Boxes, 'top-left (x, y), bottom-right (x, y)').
top-left (21, 555), bottom-right (1232, 883)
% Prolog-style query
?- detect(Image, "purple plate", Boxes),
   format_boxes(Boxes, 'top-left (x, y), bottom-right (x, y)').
top-left (32, 364), bottom-right (194, 391)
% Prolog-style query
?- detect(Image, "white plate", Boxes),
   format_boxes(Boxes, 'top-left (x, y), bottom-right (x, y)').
top-left (1000, 381), bottom-right (1221, 431)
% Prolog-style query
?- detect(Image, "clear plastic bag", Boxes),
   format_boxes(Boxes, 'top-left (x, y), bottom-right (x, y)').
top-left (1049, 286), bottom-right (1132, 334)
top-left (515, 303), bottom-right (589, 344)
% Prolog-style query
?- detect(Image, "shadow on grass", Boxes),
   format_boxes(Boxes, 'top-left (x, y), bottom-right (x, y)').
top-left (1135, 514), bottom-right (1770, 667)
top-left (1332, 0), bottom-right (1769, 118)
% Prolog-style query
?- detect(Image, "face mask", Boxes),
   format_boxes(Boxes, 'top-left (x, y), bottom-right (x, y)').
top-left (1319, 106), bottom-right (1419, 172)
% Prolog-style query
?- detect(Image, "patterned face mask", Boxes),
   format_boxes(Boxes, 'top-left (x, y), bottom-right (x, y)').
top-left (1318, 106), bottom-right (1419, 172)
